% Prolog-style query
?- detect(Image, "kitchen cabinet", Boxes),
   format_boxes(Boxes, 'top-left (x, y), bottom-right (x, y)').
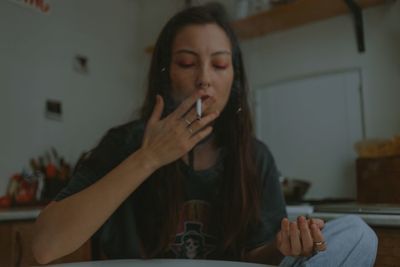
top-left (0, 219), bottom-right (91, 267)
top-left (374, 227), bottom-right (400, 267)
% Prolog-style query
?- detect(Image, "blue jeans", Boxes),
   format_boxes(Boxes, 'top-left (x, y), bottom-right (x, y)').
top-left (278, 215), bottom-right (378, 267)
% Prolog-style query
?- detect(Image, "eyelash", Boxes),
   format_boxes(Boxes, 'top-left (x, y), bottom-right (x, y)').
top-left (178, 63), bottom-right (194, 68)
top-left (177, 63), bottom-right (228, 70)
top-left (214, 65), bottom-right (228, 70)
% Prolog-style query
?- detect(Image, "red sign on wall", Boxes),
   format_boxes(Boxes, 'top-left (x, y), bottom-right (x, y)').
top-left (8, 0), bottom-right (51, 14)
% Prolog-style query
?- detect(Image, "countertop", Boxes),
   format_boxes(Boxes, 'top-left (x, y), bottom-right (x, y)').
top-left (287, 203), bottom-right (400, 227)
top-left (0, 206), bottom-right (42, 221)
top-left (36, 259), bottom-right (272, 267)
top-left (2, 204), bottom-right (400, 227)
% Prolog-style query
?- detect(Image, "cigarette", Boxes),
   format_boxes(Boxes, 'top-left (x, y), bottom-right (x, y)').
top-left (196, 98), bottom-right (202, 119)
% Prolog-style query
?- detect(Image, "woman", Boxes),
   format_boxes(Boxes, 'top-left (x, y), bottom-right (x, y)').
top-left (32, 3), bottom-right (378, 266)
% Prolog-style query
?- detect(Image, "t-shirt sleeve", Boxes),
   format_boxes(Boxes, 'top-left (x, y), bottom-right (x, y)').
top-left (245, 140), bottom-right (287, 249)
top-left (54, 126), bottom-right (132, 202)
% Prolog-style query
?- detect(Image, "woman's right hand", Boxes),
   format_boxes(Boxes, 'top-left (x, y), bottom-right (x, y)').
top-left (139, 90), bottom-right (220, 171)
top-left (276, 216), bottom-right (326, 257)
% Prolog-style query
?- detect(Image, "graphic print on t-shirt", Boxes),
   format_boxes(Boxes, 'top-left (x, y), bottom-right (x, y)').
top-left (170, 200), bottom-right (217, 259)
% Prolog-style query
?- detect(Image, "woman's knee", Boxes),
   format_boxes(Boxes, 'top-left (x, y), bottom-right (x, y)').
top-left (318, 215), bottom-right (378, 266)
top-left (342, 215), bottom-right (376, 236)
top-left (350, 215), bottom-right (377, 250)
top-left (328, 215), bottom-right (378, 252)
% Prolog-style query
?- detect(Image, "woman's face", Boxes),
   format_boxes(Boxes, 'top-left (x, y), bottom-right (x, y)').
top-left (169, 23), bottom-right (234, 115)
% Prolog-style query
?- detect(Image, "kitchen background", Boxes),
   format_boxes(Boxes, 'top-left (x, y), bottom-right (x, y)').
top-left (0, 0), bottom-right (399, 201)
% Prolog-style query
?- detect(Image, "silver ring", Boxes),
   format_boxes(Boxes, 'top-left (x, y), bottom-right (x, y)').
top-left (187, 127), bottom-right (193, 134)
top-left (313, 240), bottom-right (327, 252)
top-left (183, 118), bottom-right (192, 126)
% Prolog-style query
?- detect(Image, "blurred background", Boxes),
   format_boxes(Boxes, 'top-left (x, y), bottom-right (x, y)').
top-left (0, 0), bottom-right (399, 265)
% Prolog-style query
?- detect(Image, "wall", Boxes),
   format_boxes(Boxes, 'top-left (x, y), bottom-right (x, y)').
top-left (241, 3), bottom-right (400, 139)
top-left (132, 0), bottom-right (186, 97)
top-left (0, 0), bottom-right (140, 194)
top-left (238, 2), bottom-right (400, 198)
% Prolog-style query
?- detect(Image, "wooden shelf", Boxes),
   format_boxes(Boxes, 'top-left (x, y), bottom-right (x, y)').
top-left (231, 0), bottom-right (386, 40)
top-left (145, 0), bottom-right (387, 54)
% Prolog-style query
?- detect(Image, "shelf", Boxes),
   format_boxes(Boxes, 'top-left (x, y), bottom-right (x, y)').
top-left (145, 0), bottom-right (387, 54)
top-left (231, 0), bottom-right (386, 40)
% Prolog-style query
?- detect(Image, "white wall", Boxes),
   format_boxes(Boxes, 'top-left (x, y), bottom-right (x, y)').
top-left (132, 0), bottom-right (187, 95)
top-left (238, 3), bottom-right (400, 198)
top-left (241, 3), bottom-right (400, 139)
top-left (0, 0), bottom-right (141, 194)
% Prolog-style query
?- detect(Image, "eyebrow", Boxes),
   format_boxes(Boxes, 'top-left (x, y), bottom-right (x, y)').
top-left (173, 49), bottom-right (231, 57)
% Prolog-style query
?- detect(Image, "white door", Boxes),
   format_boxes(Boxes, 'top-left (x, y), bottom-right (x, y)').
top-left (254, 70), bottom-right (363, 199)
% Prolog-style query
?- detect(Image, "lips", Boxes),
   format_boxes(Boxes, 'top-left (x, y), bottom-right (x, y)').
top-left (201, 95), bottom-right (210, 101)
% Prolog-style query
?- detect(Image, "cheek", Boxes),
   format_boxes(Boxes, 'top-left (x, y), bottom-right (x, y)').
top-left (170, 68), bottom-right (194, 98)
top-left (215, 73), bottom-right (234, 109)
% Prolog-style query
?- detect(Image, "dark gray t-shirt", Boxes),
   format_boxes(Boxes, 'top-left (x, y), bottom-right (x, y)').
top-left (55, 120), bottom-right (286, 259)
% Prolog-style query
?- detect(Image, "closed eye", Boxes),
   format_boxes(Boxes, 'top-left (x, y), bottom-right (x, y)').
top-left (178, 63), bottom-right (195, 68)
top-left (214, 64), bottom-right (228, 70)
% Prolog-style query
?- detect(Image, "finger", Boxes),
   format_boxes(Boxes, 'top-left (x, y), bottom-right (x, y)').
top-left (312, 218), bottom-right (325, 229)
top-left (188, 126), bottom-right (213, 149)
top-left (182, 96), bottom-right (216, 123)
top-left (289, 222), bottom-right (302, 256)
top-left (189, 110), bottom-right (219, 134)
top-left (276, 231), bottom-right (288, 256)
top-left (280, 218), bottom-right (291, 255)
top-left (297, 216), bottom-right (313, 256)
top-left (148, 95), bottom-right (164, 126)
top-left (310, 221), bottom-right (325, 242)
top-left (276, 231), bottom-right (282, 246)
top-left (306, 217), bottom-right (325, 229)
top-left (172, 90), bottom-right (207, 119)
top-left (310, 221), bottom-right (327, 252)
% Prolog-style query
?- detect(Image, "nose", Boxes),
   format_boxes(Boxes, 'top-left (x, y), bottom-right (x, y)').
top-left (195, 65), bottom-right (211, 90)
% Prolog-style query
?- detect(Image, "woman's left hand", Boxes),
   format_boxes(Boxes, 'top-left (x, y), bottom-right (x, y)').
top-left (276, 216), bottom-right (327, 257)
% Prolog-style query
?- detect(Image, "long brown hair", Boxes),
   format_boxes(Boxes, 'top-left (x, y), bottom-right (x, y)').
top-left (135, 3), bottom-right (261, 260)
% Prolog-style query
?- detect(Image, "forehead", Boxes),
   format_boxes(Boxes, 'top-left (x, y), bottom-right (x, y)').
top-left (172, 23), bottom-right (232, 54)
